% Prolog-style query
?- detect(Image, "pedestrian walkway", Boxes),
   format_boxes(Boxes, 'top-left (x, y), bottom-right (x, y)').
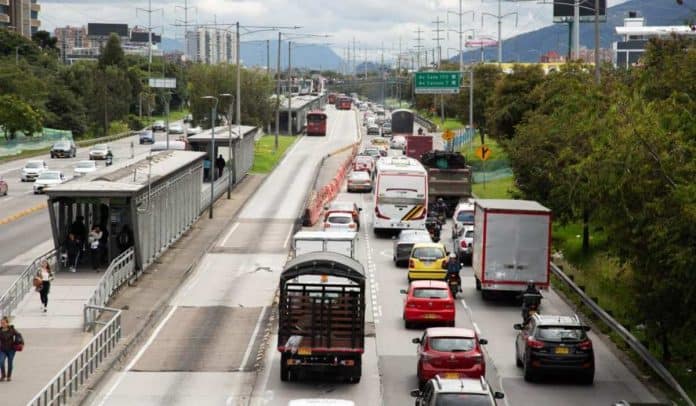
top-left (2, 174), bottom-right (264, 405)
top-left (4, 271), bottom-right (102, 403)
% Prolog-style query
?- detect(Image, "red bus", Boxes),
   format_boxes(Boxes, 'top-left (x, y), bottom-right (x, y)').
top-left (336, 97), bottom-right (352, 110)
top-left (306, 110), bottom-right (328, 136)
top-left (328, 93), bottom-right (337, 104)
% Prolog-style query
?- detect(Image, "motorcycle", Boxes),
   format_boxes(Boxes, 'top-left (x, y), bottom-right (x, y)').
top-left (445, 272), bottom-right (462, 297)
top-left (425, 217), bottom-right (441, 242)
top-left (521, 292), bottom-right (542, 325)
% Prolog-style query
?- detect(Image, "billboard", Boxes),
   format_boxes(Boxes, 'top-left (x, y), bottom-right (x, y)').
top-left (553, 0), bottom-right (606, 23)
top-left (88, 23), bottom-right (129, 37)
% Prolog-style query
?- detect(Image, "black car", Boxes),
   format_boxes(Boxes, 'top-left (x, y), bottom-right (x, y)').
top-left (50, 140), bottom-right (77, 158)
top-left (514, 314), bottom-right (594, 384)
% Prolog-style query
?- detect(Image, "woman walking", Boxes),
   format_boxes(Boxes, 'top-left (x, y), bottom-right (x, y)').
top-left (37, 260), bottom-right (53, 312)
top-left (0, 316), bottom-right (22, 381)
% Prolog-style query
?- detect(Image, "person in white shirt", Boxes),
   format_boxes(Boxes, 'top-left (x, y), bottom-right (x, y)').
top-left (36, 260), bottom-right (53, 312)
top-left (88, 225), bottom-right (103, 270)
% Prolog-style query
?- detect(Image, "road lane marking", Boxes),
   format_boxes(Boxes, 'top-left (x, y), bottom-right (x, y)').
top-left (282, 224), bottom-right (294, 248)
top-left (0, 165), bottom-right (24, 175)
top-left (0, 202), bottom-right (47, 225)
top-left (460, 299), bottom-right (469, 310)
top-left (97, 304), bottom-right (178, 406)
top-left (219, 222), bottom-right (240, 247)
top-left (473, 322), bottom-right (481, 336)
top-left (240, 305), bottom-right (268, 371)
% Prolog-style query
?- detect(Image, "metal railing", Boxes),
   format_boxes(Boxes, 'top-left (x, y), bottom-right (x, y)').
top-left (0, 249), bottom-right (57, 318)
top-left (28, 305), bottom-right (122, 406)
top-left (83, 247), bottom-right (135, 332)
top-left (551, 262), bottom-right (694, 406)
top-left (414, 113), bottom-right (438, 132)
top-left (200, 170), bottom-right (230, 212)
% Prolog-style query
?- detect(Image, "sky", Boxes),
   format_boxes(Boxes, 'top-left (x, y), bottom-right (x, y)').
top-left (40, 0), bottom-right (631, 59)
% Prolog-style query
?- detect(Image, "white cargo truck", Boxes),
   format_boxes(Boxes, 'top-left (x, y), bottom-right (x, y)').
top-left (472, 199), bottom-right (551, 298)
top-left (292, 231), bottom-right (357, 258)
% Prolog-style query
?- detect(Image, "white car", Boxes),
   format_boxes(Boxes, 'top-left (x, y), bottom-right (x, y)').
top-left (33, 171), bottom-right (65, 194)
top-left (323, 212), bottom-right (358, 232)
top-left (73, 160), bottom-right (97, 177)
top-left (168, 123), bottom-right (185, 134)
top-left (186, 126), bottom-right (202, 136)
top-left (452, 200), bottom-right (475, 238)
top-left (21, 160), bottom-right (47, 182)
top-left (89, 144), bottom-right (112, 160)
top-left (152, 120), bottom-right (166, 132)
top-left (454, 225), bottom-right (475, 262)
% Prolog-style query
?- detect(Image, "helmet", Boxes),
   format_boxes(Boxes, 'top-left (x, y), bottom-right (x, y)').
top-left (527, 280), bottom-right (536, 289)
top-left (450, 253), bottom-right (456, 259)
top-left (437, 197), bottom-right (444, 202)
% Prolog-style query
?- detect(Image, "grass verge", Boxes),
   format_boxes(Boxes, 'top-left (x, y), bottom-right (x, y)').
top-left (250, 135), bottom-right (297, 174)
top-left (472, 177), bottom-right (517, 199)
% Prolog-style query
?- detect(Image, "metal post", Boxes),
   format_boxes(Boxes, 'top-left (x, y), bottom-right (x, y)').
top-left (287, 41), bottom-right (292, 136)
top-left (573, 0), bottom-right (580, 59)
top-left (459, 0), bottom-right (463, 73)
top-left (209, 100), bottom-right (217, 219)
top-left (469, 66), bottom-right (474, 156)
top-left (226, 97), bottom-right (233, 199)
top-left (497, 0), bottom-right (502, 63)
top-left (235, 22), bottom-right (241, 186)
top-left (165, 93), bottom-right (170, 150)
top-left (275, 32), bottom-right (281, 152)
top-left (594, 0), bottom-right (600, 83)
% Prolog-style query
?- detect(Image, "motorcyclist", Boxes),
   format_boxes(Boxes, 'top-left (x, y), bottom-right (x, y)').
top-left (446, 253), bottom-right (462, 293)
top-left (523, 281), bottom-right (540, 296)
top-left (520, 281), bottom-right (542, 324)
top-left (434, 198), bottom-right (447, 221)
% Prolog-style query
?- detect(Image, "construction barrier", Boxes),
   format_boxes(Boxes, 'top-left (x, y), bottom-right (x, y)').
top-left (304, 143), bottom-right (359, 226)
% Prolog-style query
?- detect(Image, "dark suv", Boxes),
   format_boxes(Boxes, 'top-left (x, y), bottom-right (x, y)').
top-left (514, 314), bottom-right (594, 384)
top-left (50, 140), bottom-right (77, 158)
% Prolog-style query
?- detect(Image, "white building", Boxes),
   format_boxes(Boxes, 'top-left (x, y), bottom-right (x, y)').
top-left (613, 11), bottom-right (696, 68)
top-left (186, 28), bottom-right (237, 64)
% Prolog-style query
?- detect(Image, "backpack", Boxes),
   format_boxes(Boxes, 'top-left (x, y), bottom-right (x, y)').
top-left (13, 330), bottom-right (24, 352)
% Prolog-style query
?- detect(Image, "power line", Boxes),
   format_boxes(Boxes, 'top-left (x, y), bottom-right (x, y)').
top-left (414, 26), bottom-right (424, 69)
top-left (432, 16), bottom-right (445, 68)
top-left (136, 0), bottom-right (163, 76)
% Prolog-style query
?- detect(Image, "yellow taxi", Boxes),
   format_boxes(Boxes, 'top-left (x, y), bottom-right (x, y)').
top-left (408, 242), bottom-right (448, 282)
top-left (371, 137), bottom-right (389, 148)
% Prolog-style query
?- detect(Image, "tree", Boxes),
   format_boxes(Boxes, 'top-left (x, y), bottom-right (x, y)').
top-left (87, 66), bottom-right (132, 136)
top-left (32, 30), bottom-right (58, 51)
top-left (99, 33), bottom-right (126, 69)
top-left (486, 64), bottom-right (545, 140)
top-left (0, 95), bottom-right (43, 140)
top-left (44, 85), bottom-right (87, 136)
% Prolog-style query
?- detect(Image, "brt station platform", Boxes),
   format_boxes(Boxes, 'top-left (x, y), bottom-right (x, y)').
top-left (274, 93), bottom-right (327, 135)
top-left (187, 124), bottom-right (258, 184)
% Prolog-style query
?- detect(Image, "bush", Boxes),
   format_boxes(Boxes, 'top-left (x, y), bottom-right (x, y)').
top-left (108, 120), bottom-right (129, 136)
top-left (127, 114), bottom-right (145, 131)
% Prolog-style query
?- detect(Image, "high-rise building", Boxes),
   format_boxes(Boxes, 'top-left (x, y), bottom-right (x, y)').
top-left (55, 26), bottom-right (91, 62)
top-left (0, 0), bottom-right (41, 38)
top-left (186, 28), bottom-right (237, 64)
top-left (55, 23), bottom-right (163, 64)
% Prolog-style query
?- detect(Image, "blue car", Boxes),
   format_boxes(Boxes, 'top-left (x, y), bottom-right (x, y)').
top-left (139, 130), bottom-right (155, 144)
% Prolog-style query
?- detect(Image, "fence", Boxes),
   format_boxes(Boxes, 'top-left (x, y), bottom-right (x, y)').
top-left (0, 129), bottom-right (73, 158)
top-left (27, 306), bottom-right (122, 406)
top-left (414, 113), bottom-right (438, 132)
top-left (83, 247), bottom-right (135, 332)
top-left (200, 170), bottom-right (230, 213)
top-left (0, 249), bottom-right (57, 318)
top-left (551, 262), bottom-right (694, 406)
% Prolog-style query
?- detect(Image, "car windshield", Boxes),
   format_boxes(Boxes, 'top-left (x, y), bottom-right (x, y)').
top-left (54, 142), bottom-right (70, 148)
top-left (412, 247), bottom-right (444, 260)
top-left (457, 211), bottom-right (475, 223)
top-left (26, 162), bottom-right (43, 169)
top-left (328, 216), bottom-right (352, 224)
top-left (364, 150), bottom-right (379, 156)
top-left (39, 172), bottom-right (60, 180)
top-left (351, 172), bottom-right (370, 180)
top-left (465, 230), bottom-right (474, 239)
top-left (537, 326), bottom-right (587, 342)
top-left (429, 337), bottom-right (476, 352)
top-left (435, 393), bottom-right (491, 406)
top-left (76, 162), bottom-right (94, 169)
top-left (413, 288), bottom-right (449, 299)
top-left (93, 144), bottom-right (107, 150)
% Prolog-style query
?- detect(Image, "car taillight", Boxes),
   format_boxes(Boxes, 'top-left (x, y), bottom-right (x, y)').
top-left (460, 240), bottom-right (468, 248)
top-left (349, 223), bottom-right (356, 229)
top-left (409, 259), bottom-right (415, 268)
top-left (444, 302), bottom-right (454, 309)
top-left (375, 206), bottom-right (389, 219)
top-left (578, 340), bottom-right (593, 350)
top-left (407, 302), bottom-right (417, 308)
top-left (471, 354), bottom-right (484, 364)
top-left (527, 337), bottom-right (545, 349)
top-left (420, 352), bottom-right (433, 362)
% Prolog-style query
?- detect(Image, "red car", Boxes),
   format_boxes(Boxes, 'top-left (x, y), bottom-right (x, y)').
top-left (352, 155), bottom-right (375, 174)
top-left (402, 280), bottom-right (455, 328)
top-left (412, 327), bottom-right (488, 387)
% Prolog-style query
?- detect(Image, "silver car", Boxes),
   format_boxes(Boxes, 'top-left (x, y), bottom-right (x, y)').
top-left (21, 160), bottom-right (47, 182)
top-left (89, 144), bottom-right (111, 160)
top-left (33, 171), bottom-right (65, 194)
top-left (393, 229), bottom-right (432, 267)
top-left (453, 225), bottom-right (474, 263)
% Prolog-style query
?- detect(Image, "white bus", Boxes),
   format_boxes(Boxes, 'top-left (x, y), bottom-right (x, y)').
top-left (373, 156), bottom-right (428, 233)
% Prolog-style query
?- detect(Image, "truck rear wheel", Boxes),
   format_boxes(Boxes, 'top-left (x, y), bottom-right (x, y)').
top-left (347, 358), bottom-right (362, 384)
top-left (475, 277), bottom-right (481, 291)
top-left (280, 353), bottom-right (290, 382)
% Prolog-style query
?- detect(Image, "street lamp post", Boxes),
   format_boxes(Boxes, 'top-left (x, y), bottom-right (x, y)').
top-left (201, 96), bottom-right (218, 219)
top-left (220, 93), bottom-right (234, 199)
top-left (482, 0), bottom-right (518, 64)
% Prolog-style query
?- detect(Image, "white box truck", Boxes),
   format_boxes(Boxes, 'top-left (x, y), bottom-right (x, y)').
top-left (472, 199), bottom-right (551, 298)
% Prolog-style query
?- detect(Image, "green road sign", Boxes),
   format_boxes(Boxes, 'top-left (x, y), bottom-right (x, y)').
top-left (414, 71), bottom-right (462, 94)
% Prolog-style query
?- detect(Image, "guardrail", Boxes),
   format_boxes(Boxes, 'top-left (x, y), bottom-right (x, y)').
top-left (551, 262), bottom-right (694, 406)
top-left (28, 305), bottom-right (122, 406)
top-left (0, 249), bottom-right (57, 318)
top-left (83, 247), bottom-right (135, 332)
top-left (200, 171), bottom-right (230, 213)
top-left (414, 113), bottom-right (438, 132)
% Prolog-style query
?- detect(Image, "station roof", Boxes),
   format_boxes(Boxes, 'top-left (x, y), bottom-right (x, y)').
top-left (273, 94), bottom-right (324, 111)
top-left (187, 125), bottom-right (258, 143)
top-left (45, 150), bottom-right (206, 198)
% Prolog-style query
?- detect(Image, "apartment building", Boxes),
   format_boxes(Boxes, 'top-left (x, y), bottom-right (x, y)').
top-left (0, 0), bottom-right (40, 38)
top-left (186, 27), bottom-right (237, 64)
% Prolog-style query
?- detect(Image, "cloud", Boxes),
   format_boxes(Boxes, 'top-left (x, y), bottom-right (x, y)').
top-left (40, 0), bottom-right (631, 60)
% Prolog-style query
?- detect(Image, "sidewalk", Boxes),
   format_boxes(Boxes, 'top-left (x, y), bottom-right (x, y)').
top-left (2, 174), bottom-right (265, 405)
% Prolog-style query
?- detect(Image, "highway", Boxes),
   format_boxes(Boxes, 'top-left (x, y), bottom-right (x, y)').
top-left (0, 130), bottom-right (167, 288)
top-left (85, 108), bottom-right (660, 405)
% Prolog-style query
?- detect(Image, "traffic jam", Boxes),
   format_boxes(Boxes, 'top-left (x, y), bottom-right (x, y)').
top-left (279, 93), bottom-right (599, 406)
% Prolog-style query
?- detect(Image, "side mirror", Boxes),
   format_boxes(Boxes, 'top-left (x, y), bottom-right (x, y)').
top-left (513, 323), bottom-right (523, 330)
top-left (358, 207), bottom-right (362, 212)
top-left (494, 392), bottom-right (505, 399)
top-left (479, 338), bottom-right (488, 345)
top-left (411, 338), bottom-right (421, 344)
top-left (400, 289), bottom-right (407, 294)
top-left (410, 389), bottom-right (421, 398)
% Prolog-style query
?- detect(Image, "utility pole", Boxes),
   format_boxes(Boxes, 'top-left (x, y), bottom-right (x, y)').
top-left (275, 31), bottom-right (281, 151)
top-left (594, 0), bottom-right (600, 82)
top-left (414, 26), bottom-right (424, 69)
top-left (481, 0), bottom-right (518, 64)
top-left (433, 16), bottom-right (445, 67)
top-left (137, 0), bottom-right (162, 76)
top-left (573, 0), bottom-right (580, 60)
top-left (352, 37), bottom-right (356, 80)
top-left (288, 41), bottom-right (292, 135)
top-left (448, 1), bottom-right (475, 73)
top-left (176, 0), bottom-right (196, 60)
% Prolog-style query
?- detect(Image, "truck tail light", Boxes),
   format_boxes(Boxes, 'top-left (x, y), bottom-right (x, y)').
top-left (527, 337), bottom-right (545, 349)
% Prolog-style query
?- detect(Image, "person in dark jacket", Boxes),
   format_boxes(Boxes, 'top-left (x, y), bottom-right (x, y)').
top-left (68, 216), bottom-right (87, 251)
top-left (65, 233), bottom-right (81, 272)
top-left (0, 316), bottom-right (21, 381)
top-left (215, 154), bottom-right (226, 178)
top-left (117, 225), bottom-right (134, 252)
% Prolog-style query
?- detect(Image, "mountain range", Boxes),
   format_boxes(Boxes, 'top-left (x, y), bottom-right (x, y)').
top-left (160, 0), bottom-right (694, 68)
